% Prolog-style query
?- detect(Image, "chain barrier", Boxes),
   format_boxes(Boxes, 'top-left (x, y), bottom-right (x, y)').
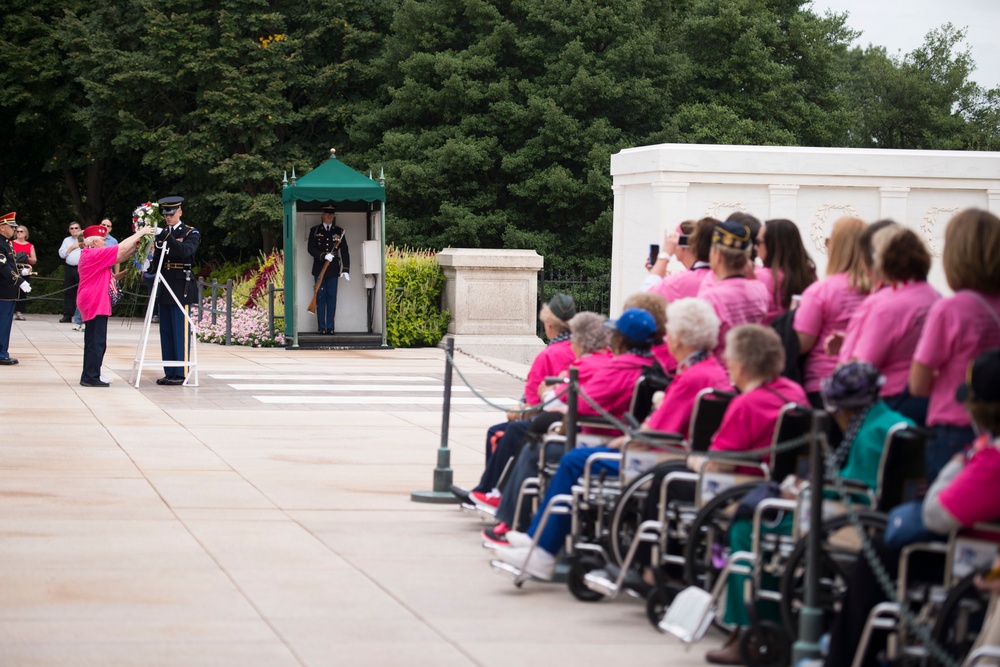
top-left (823, 442), bottom-right (961, 667)
top-left (443, 348), bottom-right (566, 416)
top-left (439, 346), bottom-right (963, 664)
top-left (454, 346), bottom-right (527, 383)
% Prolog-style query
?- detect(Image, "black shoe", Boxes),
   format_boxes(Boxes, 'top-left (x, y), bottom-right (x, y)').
top-left (156, 376), bottom-right (185, 385)
top-left (59, 316), bottom-right (72, 323)
top-left (80, 379), bottom-right (110, 387)
top-left (0, 358), bottom-right (18, 366)
top-left (449, 484), bottom-right (472, 503)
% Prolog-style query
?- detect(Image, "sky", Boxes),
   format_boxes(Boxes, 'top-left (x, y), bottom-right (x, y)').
top-left (813, 0), bottom-right (1000, 91)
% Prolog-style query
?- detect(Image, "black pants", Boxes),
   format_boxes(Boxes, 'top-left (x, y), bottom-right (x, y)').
top-left (64, 264), bottom-right (79, 318)
top-left (81, 315), bottom-right (108, 384)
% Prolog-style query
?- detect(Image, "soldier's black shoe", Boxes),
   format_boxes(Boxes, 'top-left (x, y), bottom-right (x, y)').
top-left (0, 358), bottom-right (18, 366)
top-left (156, 376), bottom-right (184, 385)
top-left (80, 380), bottom-right (110, 387)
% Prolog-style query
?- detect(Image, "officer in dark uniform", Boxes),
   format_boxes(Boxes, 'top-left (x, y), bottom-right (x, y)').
top-left (307, 204), bottom-right (350, 334)
top-left (0, 212), bottom-right (30, 365)
top-left (151, 196), bottom-right (200, 385)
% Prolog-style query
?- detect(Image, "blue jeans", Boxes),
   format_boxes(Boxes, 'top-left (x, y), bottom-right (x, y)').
top-left (526, 446), bottom-right (619, 555)
top-left (496, 439), bottom-right (565, 528)
top-left (926, 424), bottom-right (974, 483)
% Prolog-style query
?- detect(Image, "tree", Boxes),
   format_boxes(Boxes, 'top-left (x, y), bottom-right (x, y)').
top-left (845, 24), bottom-right (985, 149)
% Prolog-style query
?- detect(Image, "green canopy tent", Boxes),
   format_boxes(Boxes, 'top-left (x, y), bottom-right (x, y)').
top-left (281, 150), bottom-right (387, 348)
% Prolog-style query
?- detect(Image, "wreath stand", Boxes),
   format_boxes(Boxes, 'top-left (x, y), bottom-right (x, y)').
top-left (130, 241), bottom-right (200, 387)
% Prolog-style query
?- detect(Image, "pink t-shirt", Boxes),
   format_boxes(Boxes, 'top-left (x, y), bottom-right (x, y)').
top-left (571, 350), bottom-right (613, 386)
top-left (649, 267), bottom-right (711, 303)
top-left (577, 352), bottom-right (655, 420)
top-left (914, 291), bottom-right (1000, 427)
top-left (651, 342), bottom-right (678, 374)
top-left (698, 276), bottom-right (769, 357)
top-left (711, 376), bottom-right (809, 475)
top-left (76, 245), bottom-right (119, 321)
top-left (755, 267), bottom-right (787, 325)
top-left (794, 272), bottom-right (867, 393)
top-left (839, 281), bottom-right (940, 396)
top-left (525, 339), bottom-right (576, 405)
top-left (645, 356), bottom-right (733, 436)
top-left (938, 444), bottom-right (1000, 526)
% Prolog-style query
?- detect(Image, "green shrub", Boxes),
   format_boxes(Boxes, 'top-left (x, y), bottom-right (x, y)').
top-left (386, 245), bottom-right (450, 348)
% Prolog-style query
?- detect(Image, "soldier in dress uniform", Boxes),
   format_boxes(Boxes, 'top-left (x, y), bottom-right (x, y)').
top-left (0, 212), bottom-right (31, 365)
top-left (307, 204), bottom-right (350, 334)
top-left (150, 196), bottom-right (200, 385)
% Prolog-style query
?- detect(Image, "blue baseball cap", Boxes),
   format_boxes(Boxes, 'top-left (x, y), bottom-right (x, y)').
top-left (604, 308), bottom-right (656, 344)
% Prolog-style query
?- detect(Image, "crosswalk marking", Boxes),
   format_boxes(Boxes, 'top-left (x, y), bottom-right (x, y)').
top-left (228, 384), bottom-right (469, 392)
top-left (254, 395), bottom-right (518, 405)
top-left (210, 374), bottom-right (438, 382)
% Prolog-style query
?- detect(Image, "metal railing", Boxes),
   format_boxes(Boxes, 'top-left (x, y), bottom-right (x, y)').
top-left (267, 283), bottom-right (285, 340)
top-left (536, 269), bottom-right (611, 336)
top-left (195, 278), bottom-right (232, 346)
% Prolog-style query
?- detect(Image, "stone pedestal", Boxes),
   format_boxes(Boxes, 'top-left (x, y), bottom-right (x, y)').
top-left (437, 249), bottom-right (546, 364)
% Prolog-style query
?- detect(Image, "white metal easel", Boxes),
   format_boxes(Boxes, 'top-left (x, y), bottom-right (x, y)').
top-left (130, 239), bottom-right (199, 387)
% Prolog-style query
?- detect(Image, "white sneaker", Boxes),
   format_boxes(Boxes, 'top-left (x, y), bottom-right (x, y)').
top-left (494, 545), bottom-right (557, 580)
top-left (505, 530), bottom-right (533, 549)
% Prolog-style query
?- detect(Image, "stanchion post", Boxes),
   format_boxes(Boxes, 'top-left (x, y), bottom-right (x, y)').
top-left (411, 336), bottom-right (461, 504)
top-left (792, 410), bottom-right (828, 665)
top-left (564, 367), bottom-right (578, 454)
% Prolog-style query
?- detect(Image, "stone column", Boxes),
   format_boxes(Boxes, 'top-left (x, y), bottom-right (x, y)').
top-left (437, 249), bottom-right (546, 364)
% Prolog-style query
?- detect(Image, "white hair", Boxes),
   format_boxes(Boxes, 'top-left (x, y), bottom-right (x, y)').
top-left (665, 298), bottom-right (720, 351)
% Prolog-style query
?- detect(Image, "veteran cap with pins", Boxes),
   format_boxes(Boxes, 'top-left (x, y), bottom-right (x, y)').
top-left (712, 219), bottom-right (752, 251)
top-left (0, 211), bottom-right (18, 227)
top-left (158, 196), bottom-right (185, 215)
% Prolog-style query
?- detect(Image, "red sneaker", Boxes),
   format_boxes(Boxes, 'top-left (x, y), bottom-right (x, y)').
top-left (470, 490), bottom-right (501, 512)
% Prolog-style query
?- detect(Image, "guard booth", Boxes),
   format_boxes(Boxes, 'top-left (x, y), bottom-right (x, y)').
top-left (281, 150), bottom-right (387, 349)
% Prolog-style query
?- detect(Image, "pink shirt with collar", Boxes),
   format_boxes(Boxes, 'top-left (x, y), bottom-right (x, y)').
top-left (711, 376), bottom-right (809, 475)
top-left (794, 272), bottom-right (867, 393)
top-left (576, 352), bottom-right (656, 420)
top-left (76, 245), bottom-right (119, 321)
top-left (524, 339), bottom-right (576, 405)
top-left (839, 281), bottom-right (940, 396)
top-left (914, 291), bottom-right (1000, 427)
top-left (649, 266), bottom-right (712, 303)
top-left (645, 355), bottom-right (733, 436)
top-left (698, 276), bottom-right (770, 357)
top-left (755, 266), bottom-right (787, 325)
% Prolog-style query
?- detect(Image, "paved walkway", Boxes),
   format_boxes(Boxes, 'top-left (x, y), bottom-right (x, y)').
top-left (1, 315), bottom-right (717, 667)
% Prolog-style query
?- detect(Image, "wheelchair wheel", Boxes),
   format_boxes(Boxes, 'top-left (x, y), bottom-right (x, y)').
top-left (566, 555), bottom-right (606, 603)
top-left (682, 482), bottom-right (761, 590)
top-left (740, 621), bottom-right (792, 667)
top-left (646, 582), bottom-right (682, 628)
top-left (929, 570), bottom-right (991, 667)
top-left (779, 510), bottom-right (886, 639)
top-left (608, 470), bottom-right (656, 567)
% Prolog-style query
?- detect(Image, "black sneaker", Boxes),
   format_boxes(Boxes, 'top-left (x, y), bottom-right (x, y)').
top-left (482, 523), bottom-right (511, 548)
top-left (449, 484), bottom-right (472, 503)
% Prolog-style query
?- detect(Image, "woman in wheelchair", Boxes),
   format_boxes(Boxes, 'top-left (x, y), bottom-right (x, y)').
top-left (490, 307), bottom-right (663, 578)
top-left (706, 361), bottom-right (912, 665)
top-left (825, 348), bottom-right (1000, 667)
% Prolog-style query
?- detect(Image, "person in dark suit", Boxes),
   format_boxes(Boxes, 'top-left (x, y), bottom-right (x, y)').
top-left (307, 204), bottom-right (350, 334)
top-left (0, 212), bottom-right (31, 365)
top-left (150, 195), bottom-right (200, 385)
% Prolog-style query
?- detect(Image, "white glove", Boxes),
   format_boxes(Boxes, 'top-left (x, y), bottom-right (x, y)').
top-left (21, 267), bottom-right (30, 276)
top-left (324, 253), bottom-right (334, 262)
top-left (19, 282), bottom-right (31, 293)
top-left (342, 272), bottom-right (350, 281)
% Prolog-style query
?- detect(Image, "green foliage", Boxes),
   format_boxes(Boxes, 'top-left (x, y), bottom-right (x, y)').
top-left (2, 0), bottom-right (999, 277)
top-left (385, 245), bottom-right (450, 348)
